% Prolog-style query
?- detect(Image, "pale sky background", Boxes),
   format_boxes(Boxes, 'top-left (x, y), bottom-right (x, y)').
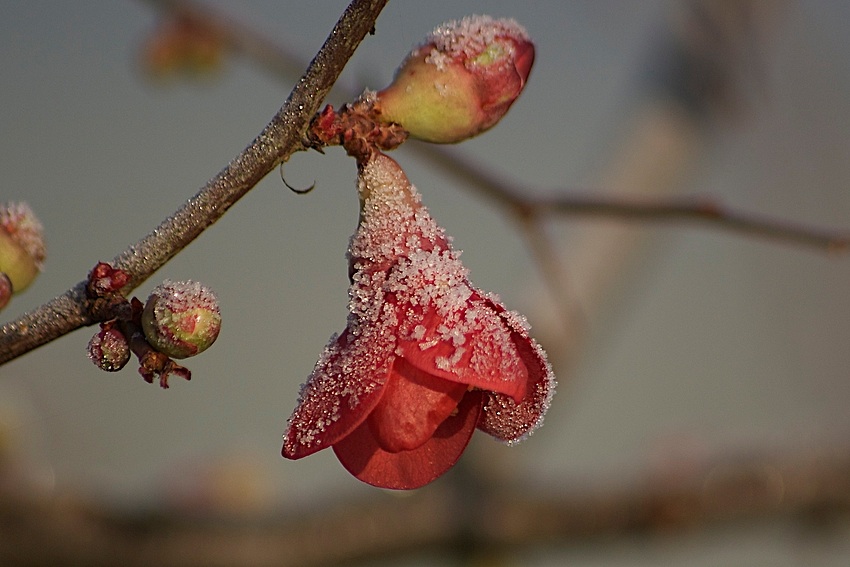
top-left (2, 2), bottom-right (850, 564)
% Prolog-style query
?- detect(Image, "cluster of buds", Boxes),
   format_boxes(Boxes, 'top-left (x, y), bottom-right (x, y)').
top-left (85, 266), bottom-right (221, 387)
top-left (0, 202), bottom-right (46, 309)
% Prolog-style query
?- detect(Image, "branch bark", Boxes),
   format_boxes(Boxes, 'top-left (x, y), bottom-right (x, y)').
top-left (0, 0), bottom-right (388, 365)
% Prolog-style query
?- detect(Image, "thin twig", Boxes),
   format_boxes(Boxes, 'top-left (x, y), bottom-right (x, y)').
top-left (416, 143), bottom-right (850, 252)
top-left (0, 0), bottom-right (388, 365)
top-left (534, 192), bottom-right (850, 251)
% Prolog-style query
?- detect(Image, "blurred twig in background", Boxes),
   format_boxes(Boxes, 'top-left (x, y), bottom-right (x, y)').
top-left (2, 443), bottom-right (849, 566)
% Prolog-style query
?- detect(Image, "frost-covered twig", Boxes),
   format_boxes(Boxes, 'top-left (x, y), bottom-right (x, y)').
top-left (0, 0), bottom-right (388, 365)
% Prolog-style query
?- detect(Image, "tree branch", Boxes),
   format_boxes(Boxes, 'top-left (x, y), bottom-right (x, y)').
top-left (0, 0), bottom-right (388, 365)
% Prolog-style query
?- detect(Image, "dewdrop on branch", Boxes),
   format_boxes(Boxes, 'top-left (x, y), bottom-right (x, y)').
top-left (282, 152), bottom-right (555, 490)
top-left (374, 15), bottom-right (534, 143)
top-left (0, 202), bottom-right (45, 295)
top-left (141, 280), bottom-right (222, 359)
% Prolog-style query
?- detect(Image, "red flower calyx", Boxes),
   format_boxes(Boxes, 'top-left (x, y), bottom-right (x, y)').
top-left (374, 15), bottom-right (535, 143)
top-left (282, 153), bottom-right (555, 490)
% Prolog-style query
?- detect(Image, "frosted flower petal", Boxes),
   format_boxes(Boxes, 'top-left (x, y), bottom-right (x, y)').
top-left (477, 296), bottom-right (556, 443)
top-left (283, 328), bottom-right (394, 459)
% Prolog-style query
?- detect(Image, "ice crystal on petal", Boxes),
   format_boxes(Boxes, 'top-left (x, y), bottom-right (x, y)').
top-left (477, 301), bottom-right (556, 444)
top-left (427, 15), bottom-right (529, 72)
top-left (284, 328), bottom-right (394, 457)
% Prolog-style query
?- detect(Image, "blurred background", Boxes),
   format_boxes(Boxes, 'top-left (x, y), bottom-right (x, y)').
top-left (1, 1), bottom-right (850, 565)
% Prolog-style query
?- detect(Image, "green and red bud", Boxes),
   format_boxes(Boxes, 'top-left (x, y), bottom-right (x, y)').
top-left (375, 15), bottom-right (534, 143)
top-left (141, 280), bottom-right (221, 359)
top-left (0, 202), bottom-right (45, 294)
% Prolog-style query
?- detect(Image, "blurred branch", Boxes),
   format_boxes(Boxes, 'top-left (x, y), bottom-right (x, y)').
top-left (3, 445), bottom-right (849, 566)
top-left (416, 142), bottom-right (850, 252)
top-left (0, 0), bottom-right (388, 365)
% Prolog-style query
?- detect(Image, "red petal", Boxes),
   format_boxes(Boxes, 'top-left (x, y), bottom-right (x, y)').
top-left (513, 40), bottom-right (535, 87)
top-left (367, 357), bottom-right (468, 453)
top-left (333, 390), bottom-right (484, 490)
top-left (282, 328), bottom-right (393, 459)
top-left (397, 290), bottom-right (528, 402)
top-left (476, 299), bottom-right (556, 443)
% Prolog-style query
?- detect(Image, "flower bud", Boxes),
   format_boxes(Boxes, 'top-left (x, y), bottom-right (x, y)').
top-left (141, 280), bottom-right (221, 359)
top-left (0, 202), bottom-right (45, 293)
top-left (375, 15), bottom-right (534, 143)
top-left (87, 325), bottom-right (131, 372)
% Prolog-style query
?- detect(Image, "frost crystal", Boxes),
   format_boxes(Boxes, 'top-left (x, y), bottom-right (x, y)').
top-left (427, 15), bottom-right (529, 71)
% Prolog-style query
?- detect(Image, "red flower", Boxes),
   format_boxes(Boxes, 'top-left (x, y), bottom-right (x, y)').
top-left (282, 153), bottom-right (555, 489)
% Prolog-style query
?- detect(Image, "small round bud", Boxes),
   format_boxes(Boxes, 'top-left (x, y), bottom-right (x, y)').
top-left (375, 15), bottom-right (534, 143)
top-left (87, 262), bottom-right (130, 297)
top-left (0, 202), bottom-right (45, 293)
top-left (141, 280), bottom-right (221, 359)
top-left (87, 326), bottom-right (131, 372)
